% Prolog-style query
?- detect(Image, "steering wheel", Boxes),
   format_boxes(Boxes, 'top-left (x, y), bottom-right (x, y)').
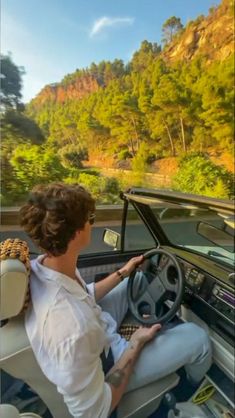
top-left (127, 248), bottom-right (184, 325)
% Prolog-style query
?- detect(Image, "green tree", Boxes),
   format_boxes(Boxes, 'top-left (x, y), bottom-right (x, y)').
top-left (98, 82), bottom-right (144, 156)
top-left (77, 95), bottom-right (110, 150)
top-left (151, 68), bottom-right (190, 153)
top-left (131, 40), bottom-right (161, 72)
top-left (148, 110), bottom-right (177, 157)
top-left (162, 17), bottom-right (183, 45)
top-left (198, 55), bottom-right (234, 151)
top-left (0, 54), bottom-right (24, 110)
top-left (89, 59), bottom-right (125, 86)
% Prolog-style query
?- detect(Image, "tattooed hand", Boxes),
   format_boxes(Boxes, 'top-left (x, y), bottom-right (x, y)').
top-left (106, 324), bottom-right (161, 390)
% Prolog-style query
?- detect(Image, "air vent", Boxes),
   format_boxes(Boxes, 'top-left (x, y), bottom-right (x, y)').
top-left (228, 272), bottom-right (235, 286)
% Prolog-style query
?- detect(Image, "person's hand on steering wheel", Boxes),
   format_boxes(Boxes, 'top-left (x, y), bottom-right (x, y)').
top-left (119, 255), bottom-right (144, 278)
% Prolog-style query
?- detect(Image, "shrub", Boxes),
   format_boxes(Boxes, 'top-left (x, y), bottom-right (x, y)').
top-left (10, 145), bottom-right (67, 191)
top-left (117, 149), bottom-right (132, 161)
top-left (131, 142), bottom-right (150, 173)
top-left (146, 153), bottom-right (157, 164)
top-left (172, 153), bottom-right (234, 199)
top-left (58, 144), bottom-right (88, 169)
top-left (65, 173), bottom-right (121, 204)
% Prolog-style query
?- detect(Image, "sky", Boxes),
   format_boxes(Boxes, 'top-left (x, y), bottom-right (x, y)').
top-left (2, 0), bottom-right (220, 103)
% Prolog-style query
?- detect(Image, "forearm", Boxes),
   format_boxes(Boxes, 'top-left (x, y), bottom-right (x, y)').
top-left (94, 254), bottom-right (143, 301)
top-left (94, 267), bottom-right (127, 301)
top-left (106, 340), bottom-right (142, 414)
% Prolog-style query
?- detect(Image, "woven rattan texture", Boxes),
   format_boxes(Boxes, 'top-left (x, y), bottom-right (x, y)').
top-left (0, 238), bottom-right (30, 313)
top-left (119, 323), bottom-right (140, 341)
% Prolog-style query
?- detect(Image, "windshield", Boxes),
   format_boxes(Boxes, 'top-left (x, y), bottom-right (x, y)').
top-left (150, 204), bottom-right (235, 267)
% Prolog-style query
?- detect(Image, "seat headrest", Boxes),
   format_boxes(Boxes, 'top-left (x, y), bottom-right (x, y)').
top-left (0, 239), bottom-right (30, 320)
top-left (0, 404), bottom-right (21, 418)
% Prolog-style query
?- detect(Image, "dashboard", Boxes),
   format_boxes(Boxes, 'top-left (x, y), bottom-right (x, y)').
top-left (182, 259), bottom-right (234, 331)
top-left (155, 249), bottom-right (235, 346)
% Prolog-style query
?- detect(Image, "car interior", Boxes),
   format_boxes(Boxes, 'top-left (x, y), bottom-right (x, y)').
top-left (0, 188), bottom-right (234, 418)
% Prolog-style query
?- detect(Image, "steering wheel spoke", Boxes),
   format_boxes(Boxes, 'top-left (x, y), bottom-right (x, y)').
top-left (148, 276), bottom-right (167, 304)
top-left (130, 271), bottom-right (149, 302)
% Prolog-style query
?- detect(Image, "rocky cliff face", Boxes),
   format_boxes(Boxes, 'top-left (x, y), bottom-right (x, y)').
top-left (164, 0), bottom-right (234, 63)
top-left (30, 74), bottom-right (99, 107)
top-left (30, 0), bottom-right (234, 108)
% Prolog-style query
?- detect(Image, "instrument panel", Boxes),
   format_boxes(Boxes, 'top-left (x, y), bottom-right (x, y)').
top-left (148, 251), bottom-right (234, 344)
top-left (184, 266), bottom-right (205, 291)
top-left (178, 257), bottom-right (235, 345)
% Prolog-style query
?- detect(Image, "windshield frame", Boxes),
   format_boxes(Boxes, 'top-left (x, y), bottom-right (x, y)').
top-left (124, 189), bottom-right (235, 268)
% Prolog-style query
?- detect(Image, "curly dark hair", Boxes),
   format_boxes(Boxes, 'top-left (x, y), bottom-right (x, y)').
top-left (20, 183), bottom-right (95, 256)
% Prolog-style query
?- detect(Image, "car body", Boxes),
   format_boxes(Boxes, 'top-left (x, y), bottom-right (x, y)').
top-left (1, 187), bottom-right (235, 417)
top-left (80, 187), bottom-right (235, 413)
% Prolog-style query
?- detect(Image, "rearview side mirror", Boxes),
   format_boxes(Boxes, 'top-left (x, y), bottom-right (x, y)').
top-left (103, 228), bottom-right (121, 250)
top-left (197, 221), bottom-right (234, 253)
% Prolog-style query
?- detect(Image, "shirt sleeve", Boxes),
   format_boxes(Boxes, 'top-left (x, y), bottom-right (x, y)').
top-left (76, 269), bottom-right (96, 299)
top-left (86, 282), bottom-right (96, 298)
top-left (51, 332), bottom-right (112, 418)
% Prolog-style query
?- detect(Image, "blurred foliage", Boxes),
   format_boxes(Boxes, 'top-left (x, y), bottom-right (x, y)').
top-left (10, 145), bottom-right (67, 191)
top-left (0, 54), bottom-right (24, 109)
top-left (131, 142), bottom-right (150, 174)
top-left (172, 153), bottom-right (234, 199)
top-left (1, 54), bottom-right (45, 205)
top-left (65, 173), bottom-right (121, 204)
top-left (117, 148), bottom-right (133, 161)
top-left (58, 144), bottom-right (88, 169)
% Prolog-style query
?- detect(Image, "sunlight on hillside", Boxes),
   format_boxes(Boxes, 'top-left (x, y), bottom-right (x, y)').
top-left (1, 0), bottom-right (234, 206)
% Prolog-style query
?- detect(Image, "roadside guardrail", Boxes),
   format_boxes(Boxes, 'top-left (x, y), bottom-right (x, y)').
top-left (1, 206), bottom-right (124, 226)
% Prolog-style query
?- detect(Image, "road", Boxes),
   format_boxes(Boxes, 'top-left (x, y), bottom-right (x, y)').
top-left (0, 224), bottom-right (120, 256)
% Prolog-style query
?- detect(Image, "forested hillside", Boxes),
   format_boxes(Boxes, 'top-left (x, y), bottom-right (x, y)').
top-left (163, 0), bottom-right (233, 62)
top-left (1, 0), bottom-right (234, 205)
top-left (26, 0), bottom-right (234, 160)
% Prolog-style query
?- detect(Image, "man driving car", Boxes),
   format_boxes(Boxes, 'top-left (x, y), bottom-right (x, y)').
top-left (20, 182), bottom-right (212, 418)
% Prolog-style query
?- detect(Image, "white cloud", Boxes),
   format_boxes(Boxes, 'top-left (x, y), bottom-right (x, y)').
top-left (90, 16), bottom-right (134, 37)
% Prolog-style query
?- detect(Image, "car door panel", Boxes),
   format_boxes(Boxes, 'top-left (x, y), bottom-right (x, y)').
top-left (78, 251), bottom-right (143, 284)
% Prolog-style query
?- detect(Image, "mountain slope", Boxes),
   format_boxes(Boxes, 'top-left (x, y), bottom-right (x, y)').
top-left (29, 0), bottom-right (234, 108)
top-left (164, 0), bottom-right (234, 63)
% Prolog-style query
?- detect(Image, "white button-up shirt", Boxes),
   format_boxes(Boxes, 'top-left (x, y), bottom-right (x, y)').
top-left (25, 255), bottom-right (127, 418)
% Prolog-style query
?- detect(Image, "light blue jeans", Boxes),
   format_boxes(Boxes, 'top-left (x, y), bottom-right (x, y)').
top-left (99, 277), bottom-right (212, 393)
